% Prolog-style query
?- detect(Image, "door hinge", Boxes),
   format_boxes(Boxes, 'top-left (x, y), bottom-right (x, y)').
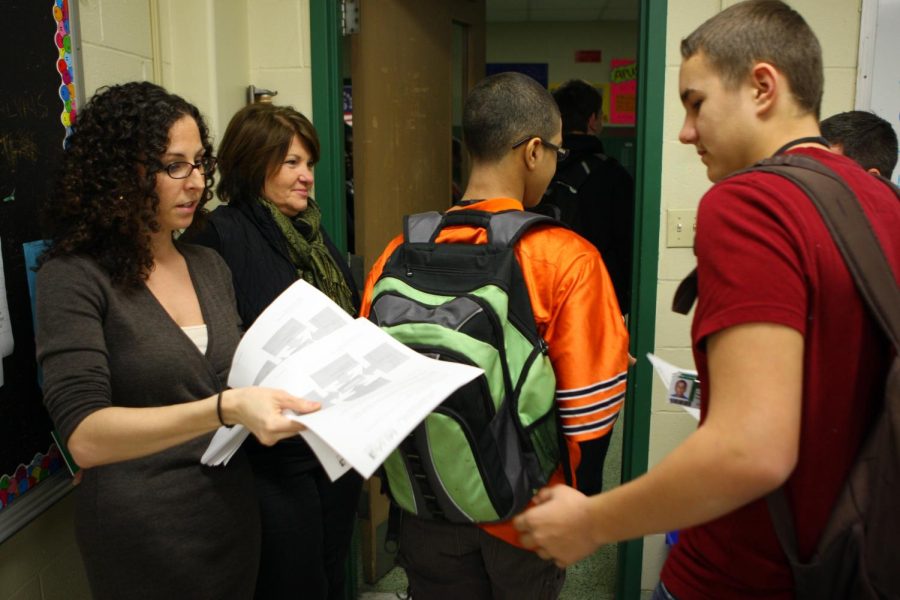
top-left (342, 0), bottom-right (360, 35)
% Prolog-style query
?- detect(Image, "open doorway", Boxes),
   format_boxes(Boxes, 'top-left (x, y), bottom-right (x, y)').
top-left (316, 0), bottom-right (666, 597)
top-left (480, 5), bottom-right (640, 598)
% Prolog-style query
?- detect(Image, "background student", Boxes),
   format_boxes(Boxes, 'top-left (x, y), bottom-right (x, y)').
top-left (820, 110), bottom-right (898, 177)
top-left (539, 79), bottom-right (634, 312)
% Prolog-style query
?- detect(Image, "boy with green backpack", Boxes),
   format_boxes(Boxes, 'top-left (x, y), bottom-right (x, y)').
top-left (361, 71), bottom-right (630, 599)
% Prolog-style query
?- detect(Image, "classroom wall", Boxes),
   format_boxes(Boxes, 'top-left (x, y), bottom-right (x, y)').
top-left (641, 0), bottom-right (862, 591)
top-left (247, 0), bottom-right (315, 120)
top-left (158, 0), bottom-right (313, 146)
top-left (487, 20), bottom-right (638, 87)
top-left (77, 0), bottom-right (155, 98)
top-left (77, 0), bottom-right (312, 146)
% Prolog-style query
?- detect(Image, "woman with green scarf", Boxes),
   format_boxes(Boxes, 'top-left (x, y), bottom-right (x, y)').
top-left (183, 103), bottom-right (361, 600)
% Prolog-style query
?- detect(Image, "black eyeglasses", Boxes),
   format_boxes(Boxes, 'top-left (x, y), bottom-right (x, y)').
top-left (164, 157), bottom-right (217, 179)
top-left (511, 135), bottom-right (570, 162)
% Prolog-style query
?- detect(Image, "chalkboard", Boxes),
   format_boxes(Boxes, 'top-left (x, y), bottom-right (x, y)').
top-left (0, 0), bottom-right (81, 517)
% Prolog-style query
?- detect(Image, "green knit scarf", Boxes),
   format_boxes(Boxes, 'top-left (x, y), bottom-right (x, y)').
top-left (259, 196), bottom-right (356, 316)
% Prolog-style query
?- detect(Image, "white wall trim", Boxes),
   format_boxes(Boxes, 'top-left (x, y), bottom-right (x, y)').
top-left (855, 0), bottom-right (878, 109)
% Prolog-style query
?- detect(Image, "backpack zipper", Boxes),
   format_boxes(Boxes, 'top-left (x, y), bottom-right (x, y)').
top-left (404, 262), bottom-right (489, 277)
top-left (429, 403), bottom-right (508, 518)
top-left (408, 344), bottom-right (496, 418)
top-left (509, 338), bottom-right (554, 448)
top-left (462, 293), bottom-right (515, 404)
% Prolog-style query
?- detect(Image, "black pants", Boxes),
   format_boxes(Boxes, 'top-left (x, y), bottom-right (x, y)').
top-left (253, 465), bottom-right (362, 600)
top-left (398, 512), bottom-right (566, 600)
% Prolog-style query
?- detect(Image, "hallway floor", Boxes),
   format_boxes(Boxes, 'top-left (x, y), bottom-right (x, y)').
top-left (357, 544), bottom-right (617, 599)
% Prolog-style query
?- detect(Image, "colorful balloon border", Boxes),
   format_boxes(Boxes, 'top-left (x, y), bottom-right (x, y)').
top-left (53, 0), bottom-right (77, 144)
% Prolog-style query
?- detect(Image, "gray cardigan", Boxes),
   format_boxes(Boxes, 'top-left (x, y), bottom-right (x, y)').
top-left (36, 243), bottom-right (259, 600)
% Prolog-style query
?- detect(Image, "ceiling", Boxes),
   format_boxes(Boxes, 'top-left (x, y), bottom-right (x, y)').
top-left (486, 0), bottom-right (640, 23)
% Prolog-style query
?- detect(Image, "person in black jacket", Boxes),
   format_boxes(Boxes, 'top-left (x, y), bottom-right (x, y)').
top-left (183, 103), bottom-right (362, 600)
top-left (537, 79), bottom-right (634, 314)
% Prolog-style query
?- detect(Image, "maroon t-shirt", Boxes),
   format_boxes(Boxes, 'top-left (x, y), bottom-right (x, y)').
top-left (661, 148), bottom-right (900, 599)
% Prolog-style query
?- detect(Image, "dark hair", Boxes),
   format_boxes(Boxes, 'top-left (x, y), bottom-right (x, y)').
top-left (463, 72), bottom-right (560, 162)
top-left (553, 79), bottom-right (602, 133)
top-left (820, 111), bottom-right (898, 176)
top-left (216, 103), bottom-right (320, 206)
top-left (41, 81), bottom-right (214, 288)
top-left (681, 0), bottom-right (823, 118)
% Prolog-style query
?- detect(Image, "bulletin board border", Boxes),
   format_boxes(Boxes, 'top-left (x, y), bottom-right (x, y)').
top-left (0, 0), bottom-right (85, 541)
top-left (0, 470), bottom-right (70, 544)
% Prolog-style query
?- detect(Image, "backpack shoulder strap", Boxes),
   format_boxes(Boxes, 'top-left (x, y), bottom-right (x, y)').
top-left (487, 210), bottom-right (558, 247)
top-left (874, 172), bottom-right (900, 197)
top-left (404, 211), bottom-right (444, 243)
top-left (405, 209), bottom-right (559, 248)
top-left (752, 154), bottom-right (900, 349)
top-left (672, 268), bottom-right (698, 315)
top-left (756, 153), bottom-right (900, 566)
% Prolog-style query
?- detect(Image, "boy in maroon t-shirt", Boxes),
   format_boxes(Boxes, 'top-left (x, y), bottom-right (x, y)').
top-left (513, 1), bottom-right (900, 599)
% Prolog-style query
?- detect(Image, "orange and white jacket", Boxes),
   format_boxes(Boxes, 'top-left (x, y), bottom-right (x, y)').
top-left (361, 197), bottom-right (630, 547)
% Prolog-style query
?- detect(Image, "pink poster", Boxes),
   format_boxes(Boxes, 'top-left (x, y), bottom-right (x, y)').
top-left (609, 58), bottom-right (636, 126)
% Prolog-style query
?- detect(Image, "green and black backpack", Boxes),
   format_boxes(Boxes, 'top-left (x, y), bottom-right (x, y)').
top-left (369, 208), bottom-right (561, 523)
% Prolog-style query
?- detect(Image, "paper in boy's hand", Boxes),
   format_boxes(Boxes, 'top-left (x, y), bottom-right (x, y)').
top-left (646, 353), bottom-right (701, 420)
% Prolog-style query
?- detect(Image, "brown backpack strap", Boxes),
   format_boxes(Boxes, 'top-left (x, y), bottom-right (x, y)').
top-left (751, 154), bottom-right (900, 567)
top-left (766, 484), bottom-right (802, 562)
top-left (672, 268), bottom-right (698, 315)
top-left (752, 154), bottom-right (900, 349)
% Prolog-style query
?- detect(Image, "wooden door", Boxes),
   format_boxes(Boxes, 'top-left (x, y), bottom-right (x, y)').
top-left (349, 0), bottom-right (485, 582)
top-left (351, 0), bottom-right (485, 272)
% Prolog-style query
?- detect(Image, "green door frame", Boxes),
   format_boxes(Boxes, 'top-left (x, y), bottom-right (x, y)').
top-left (310, 0), bottom-right (348, 254)
top-left (309, 1), bottom-right (668, 598)
top-left (310, 8), bottom-right (356, 600)
top-left (617, 0), bottom-right (667, 598)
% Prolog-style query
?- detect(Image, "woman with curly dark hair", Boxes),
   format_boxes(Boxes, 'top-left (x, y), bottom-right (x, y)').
top-left (35, 81), bottom-right (321, 599)
top-left (183, 103), bottom-right (361, 600)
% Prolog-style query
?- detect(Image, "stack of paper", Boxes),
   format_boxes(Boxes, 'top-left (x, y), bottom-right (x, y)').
top-left (201, 280), bottom-right (483, 480)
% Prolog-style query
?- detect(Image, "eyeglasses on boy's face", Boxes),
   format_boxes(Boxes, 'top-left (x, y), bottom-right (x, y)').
top-left (511, 135), bottom-right (570, 162)
top-left (163, 157), bottom-right (217, 179)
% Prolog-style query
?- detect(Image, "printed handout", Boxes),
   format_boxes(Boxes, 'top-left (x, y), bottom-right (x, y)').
top-left (201, 280), bottom-right (483, 480)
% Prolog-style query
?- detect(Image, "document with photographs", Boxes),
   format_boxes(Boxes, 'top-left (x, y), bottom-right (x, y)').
top-left (201, 280), bottom-right (483, 480)
top-left (646, 353), bottom-right (701, 420)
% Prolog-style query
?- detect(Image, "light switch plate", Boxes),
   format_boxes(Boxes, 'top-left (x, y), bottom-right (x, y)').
top-left (667, 209), bottom-right (697, 248)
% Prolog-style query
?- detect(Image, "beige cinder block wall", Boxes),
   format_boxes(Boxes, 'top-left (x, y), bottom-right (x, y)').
top-left (79, 0), bottom-right (313, 148)
top-left (640, 0), bottom-right (862, 592)
top-left (77, 0), bottom-right (155, 97)
top-left (157, 0), bottom-right (313, 189)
